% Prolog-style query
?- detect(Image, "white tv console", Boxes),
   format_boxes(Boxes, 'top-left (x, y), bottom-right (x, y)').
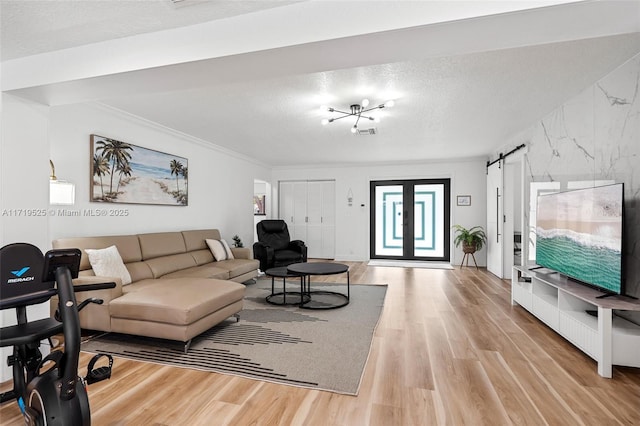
top-left (512, 266), bottom-right (640, 378)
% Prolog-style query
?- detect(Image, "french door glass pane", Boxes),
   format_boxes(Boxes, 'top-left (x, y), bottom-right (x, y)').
top-left (375, 185), bottom-right (403, 256)
top-left (414, 184), bottom-right (445, 257)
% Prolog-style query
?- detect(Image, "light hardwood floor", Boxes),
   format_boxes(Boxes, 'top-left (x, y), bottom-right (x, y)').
top-left (1, 262), bottom-right (639, 425)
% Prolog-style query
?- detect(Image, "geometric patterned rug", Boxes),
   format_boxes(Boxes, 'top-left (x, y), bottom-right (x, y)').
top-left (81, 280), bottom-right (387, 395)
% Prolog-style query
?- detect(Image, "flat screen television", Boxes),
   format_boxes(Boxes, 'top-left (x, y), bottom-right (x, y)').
top-left (535, 183), bottom-right (624, 295)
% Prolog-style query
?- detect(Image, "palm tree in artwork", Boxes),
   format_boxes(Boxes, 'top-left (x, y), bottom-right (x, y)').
top-left (115, 162), bottom-right (132, 195)
top-left (181, 166), bottom-right (188, 192)
top-left (95, 138), bottom-right (133, 195)
top-left (93, 154), bottom-right (110, 200)
top-left (170, 159), bottom-right (184, 193)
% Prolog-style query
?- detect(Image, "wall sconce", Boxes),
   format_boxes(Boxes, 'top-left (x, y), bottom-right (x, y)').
top-left (49, 160), bottom-right (75, 205)
top-left (347, 188), bottom-right (354, 207)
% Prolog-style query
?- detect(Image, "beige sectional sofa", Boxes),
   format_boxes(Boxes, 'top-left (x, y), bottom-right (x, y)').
top-left (51, 229), bottom-right (259, 351)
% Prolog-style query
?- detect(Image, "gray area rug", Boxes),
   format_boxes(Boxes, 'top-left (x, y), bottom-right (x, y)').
top-left (81, 280), bottom-right (387, 395)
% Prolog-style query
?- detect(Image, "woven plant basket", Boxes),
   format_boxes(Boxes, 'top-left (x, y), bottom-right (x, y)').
top-left (462, 242), bottom-right (477, 254)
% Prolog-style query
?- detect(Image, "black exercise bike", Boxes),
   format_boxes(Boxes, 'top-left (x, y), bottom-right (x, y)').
top-left (1, 243), bottom-right (114, 426)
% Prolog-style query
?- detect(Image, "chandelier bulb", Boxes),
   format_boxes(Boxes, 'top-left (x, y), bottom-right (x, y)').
top-left (362, 98), bottom-right (370, 108)
top-left (351, 125), bottom-right (358, 134)
top-left (321, 118), bottom-right (329, 125)
top-left (385, 100), bottom-right (395, 108)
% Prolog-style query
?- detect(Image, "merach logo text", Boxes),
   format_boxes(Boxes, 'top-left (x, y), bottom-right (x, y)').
top-left (7, 266), bottom-right (35, 284)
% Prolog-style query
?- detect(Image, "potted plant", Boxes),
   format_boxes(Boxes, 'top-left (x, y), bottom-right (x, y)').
top-left (232, 235), bottom-right (244, 248)
top-left (452, 225), bottom-right (487, 254)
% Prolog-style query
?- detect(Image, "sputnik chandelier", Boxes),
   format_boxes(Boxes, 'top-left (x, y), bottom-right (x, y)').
top-left (320, 98), bottom-right (395, 133)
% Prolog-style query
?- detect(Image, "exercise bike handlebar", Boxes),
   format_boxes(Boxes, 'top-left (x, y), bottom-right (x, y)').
top-left (54, 273), bottom-right (116, 400)
top-left (0, 282), bottom-right (116, 313)
top-left (72, 282), bottom-right (117, 293)
top-left (0, 289), bottom-right (58, 311)
top-left (54, 266), bottom-right (83, 401)
top-left (55, 282), bottom-right (116, 322)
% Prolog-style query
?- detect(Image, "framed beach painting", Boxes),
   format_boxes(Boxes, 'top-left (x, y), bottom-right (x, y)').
top-left (90, 134), bottom-right (188, 206)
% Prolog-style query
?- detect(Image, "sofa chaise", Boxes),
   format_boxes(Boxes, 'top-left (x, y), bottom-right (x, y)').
top-left (51, 229), bottom-right (259, 351)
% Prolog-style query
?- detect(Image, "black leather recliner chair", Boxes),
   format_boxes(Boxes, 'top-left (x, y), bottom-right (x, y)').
top-left (253, 220), bottom-right (307, 272)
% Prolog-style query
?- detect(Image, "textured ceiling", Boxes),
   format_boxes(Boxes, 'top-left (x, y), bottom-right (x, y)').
top-left (101, 34), bottom-right (640, 166)
top-left (0, 0), bottom-right (300, 61)
top-left (2, 1), bottom-right (640, 167)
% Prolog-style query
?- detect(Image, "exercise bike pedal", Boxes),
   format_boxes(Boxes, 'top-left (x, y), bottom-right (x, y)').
top-left (23, 406), bottom-right (42, 426)
top-left (85, 353), bottom-right (113, 385)
top-left (18, 398), bottom-right (42, 426)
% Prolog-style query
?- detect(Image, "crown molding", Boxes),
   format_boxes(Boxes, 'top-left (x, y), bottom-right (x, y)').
top-left (90, 102), bottom-right (270, 168)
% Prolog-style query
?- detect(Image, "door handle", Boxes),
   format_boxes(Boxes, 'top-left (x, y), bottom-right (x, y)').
top-left (496, 187), bottom-right (501, 243)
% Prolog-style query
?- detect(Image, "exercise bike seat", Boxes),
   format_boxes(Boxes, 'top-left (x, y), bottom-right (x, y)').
top-left (0, 243), bottom-right (62, 346)
top-left (0, 318), bottom-right (62, 347)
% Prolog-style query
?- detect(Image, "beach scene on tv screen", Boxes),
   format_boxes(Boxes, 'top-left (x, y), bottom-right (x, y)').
top-left (536, 185), bottom-right (622, 293)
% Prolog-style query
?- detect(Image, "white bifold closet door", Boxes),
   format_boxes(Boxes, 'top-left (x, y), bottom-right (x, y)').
top-left (279, 180), bottom-right (335, 259)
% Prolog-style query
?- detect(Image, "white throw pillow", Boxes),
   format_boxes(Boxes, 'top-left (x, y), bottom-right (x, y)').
top-left (206, 239), bottom-right (227, 261)
top-left (220, 239), bottom-right (235, 260)
top-left (85, 245), bottom-right (132, 285)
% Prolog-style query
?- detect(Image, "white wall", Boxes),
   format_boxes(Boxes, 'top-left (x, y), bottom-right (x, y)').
top-left (272, 158), bottom-right (487, 265)
top-left (497, 53), bottom-right (640, 322)
top-left (1, 94), bottom-right (50, 248)
top-left (48, 103), bottom-right (271, 246)
top-left (0, 98), bottom-right (272, 381)
top-left (0, 94), bottom-right (51, 382)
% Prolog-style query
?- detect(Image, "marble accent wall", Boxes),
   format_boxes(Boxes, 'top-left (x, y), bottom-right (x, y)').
top-left (507, 53), bottom-right (640, 321)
